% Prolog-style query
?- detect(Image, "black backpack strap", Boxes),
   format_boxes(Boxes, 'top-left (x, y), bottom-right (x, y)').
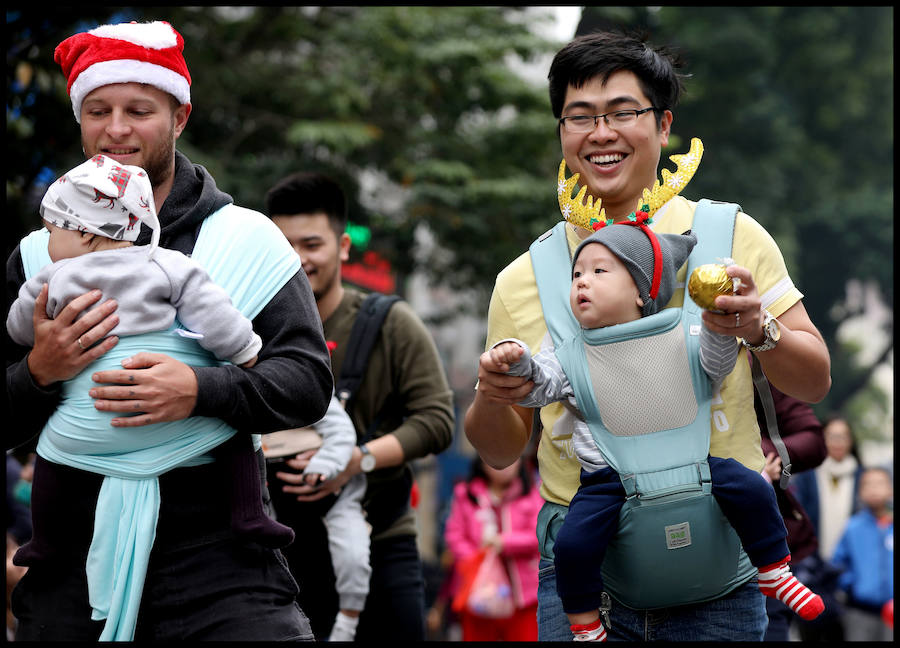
top-left (335, 292), bottom-right (401, 416)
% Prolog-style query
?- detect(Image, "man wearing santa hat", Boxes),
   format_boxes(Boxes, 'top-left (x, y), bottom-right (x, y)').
top-left (5, 20), bottom-right (332, 641)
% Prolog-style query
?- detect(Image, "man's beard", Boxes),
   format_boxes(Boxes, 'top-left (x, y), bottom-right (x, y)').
top-left (141, 132), bottom-right (175, 190)
top-left (83, 122), bottom-right (175, 190)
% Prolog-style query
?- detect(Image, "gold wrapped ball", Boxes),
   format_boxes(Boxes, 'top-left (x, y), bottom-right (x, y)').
top-left (688, 264), bottom-right (734, 311)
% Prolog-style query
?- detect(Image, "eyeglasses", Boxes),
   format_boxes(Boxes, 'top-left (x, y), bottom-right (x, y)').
top-left (559, 107), bottom-right (660, 133)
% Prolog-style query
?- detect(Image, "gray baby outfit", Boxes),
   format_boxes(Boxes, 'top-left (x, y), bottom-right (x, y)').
top-left (7, 245), bottom-right (261, 365)
top-left (303, 394), bottom-right (372, 613)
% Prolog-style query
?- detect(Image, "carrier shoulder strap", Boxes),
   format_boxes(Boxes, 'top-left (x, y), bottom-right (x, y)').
top-left (335, 292), bottom-right (401, 414)
top-left (684, 199), bottom-right (738, 307)
top-left (690, 200), bottom-right (792, 488)
top-left (529, 222), bottom-right (578, 348)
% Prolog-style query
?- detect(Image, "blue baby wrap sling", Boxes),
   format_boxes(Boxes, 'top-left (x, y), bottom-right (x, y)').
top-left (530, 199), bottom-right (757, 610)
top-left (19, 204), bottom-right (301, 640)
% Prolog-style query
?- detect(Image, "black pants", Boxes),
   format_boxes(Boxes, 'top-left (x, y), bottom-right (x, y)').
top-left (357, 534), bottom-right (426, 642)
top-left (12, 458), bottom-right (313, 641)
top-left (12, 537), bottom-right (312, 641)
top-left (277, 500), bottom-right (425, 642)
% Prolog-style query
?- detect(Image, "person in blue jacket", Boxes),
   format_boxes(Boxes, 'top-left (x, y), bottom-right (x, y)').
top-left (830, 466), bottom-right (893, 641)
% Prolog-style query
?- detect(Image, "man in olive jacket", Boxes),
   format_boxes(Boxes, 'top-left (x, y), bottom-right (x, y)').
top-left (264, 172), bottom-right (455, 642)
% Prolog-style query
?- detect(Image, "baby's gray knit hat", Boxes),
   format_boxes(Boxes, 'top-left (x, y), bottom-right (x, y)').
top-left (573, 223), bottom-right (697, 317)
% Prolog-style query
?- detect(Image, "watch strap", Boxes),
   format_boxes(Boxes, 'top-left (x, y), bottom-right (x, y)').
top-left (742, 311), bottom-right (777, 352)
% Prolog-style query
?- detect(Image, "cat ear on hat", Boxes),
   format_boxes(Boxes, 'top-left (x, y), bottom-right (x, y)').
top-left (659, 230), bottom-right (698, 270)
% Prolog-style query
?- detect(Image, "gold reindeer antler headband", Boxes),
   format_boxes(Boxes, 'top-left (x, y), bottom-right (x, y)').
top-left (558, 137), bottom-right (704, 231)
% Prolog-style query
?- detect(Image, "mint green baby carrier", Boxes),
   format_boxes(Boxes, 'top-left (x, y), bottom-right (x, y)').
top-left (18, 204), bottom-right (301, 640)
top-left (530, 199), bottom-right (756, 611)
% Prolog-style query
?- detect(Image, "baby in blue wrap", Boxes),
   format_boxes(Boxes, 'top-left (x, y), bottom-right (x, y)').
top-left (7, 155), bottom-right (294, 550)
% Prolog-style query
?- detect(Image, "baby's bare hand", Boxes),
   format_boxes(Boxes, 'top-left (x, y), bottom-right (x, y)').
top-left (487, 342), bottom-right (524, 371)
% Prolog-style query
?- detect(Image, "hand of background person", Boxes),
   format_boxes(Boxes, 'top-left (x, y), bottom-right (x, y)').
top-left (27, 285), bottom-right (120, 387)
top-left (89, 352), bottom-right (198, 427)
top-left (276, 449), bottom-right (350, 502)
top-left (761, 451), bottom-right (782, 484)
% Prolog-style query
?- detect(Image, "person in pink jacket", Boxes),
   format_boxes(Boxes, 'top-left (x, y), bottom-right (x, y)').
top-left (444, 455), bottom-right (543, 641)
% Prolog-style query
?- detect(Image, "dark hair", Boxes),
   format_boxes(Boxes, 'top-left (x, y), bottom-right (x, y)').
top-left (548, 30), bottom-right (688, 129)
top-left (465, 455), bottom-right (534, 505)
top-left (822, 414), bottom-right (862, 463)
top-left (264, 172), bottom-right (348, 237)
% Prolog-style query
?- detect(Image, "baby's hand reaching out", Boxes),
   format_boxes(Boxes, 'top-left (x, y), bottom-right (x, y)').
top-left (487, 341), bottom-right (525, 373)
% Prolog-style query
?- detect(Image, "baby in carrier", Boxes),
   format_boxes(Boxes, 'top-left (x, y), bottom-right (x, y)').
top-left (486, 219), bottom-right (824, 641)
top-left (7, 154), bottom-right (294, 557)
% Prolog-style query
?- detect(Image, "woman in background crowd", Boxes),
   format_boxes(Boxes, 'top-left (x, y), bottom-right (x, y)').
top-left (444, 456), bottom-right (542, 641)
top-left (793, 415), bottom-right (864, 560)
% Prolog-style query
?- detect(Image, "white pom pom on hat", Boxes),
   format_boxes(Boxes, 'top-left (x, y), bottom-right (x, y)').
top-left (54, 20), bottom-right (191, 123)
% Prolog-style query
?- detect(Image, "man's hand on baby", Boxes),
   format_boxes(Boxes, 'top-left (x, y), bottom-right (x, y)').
top-left (275, 449), bottom-right (317, 479)
top-left (277, 449), bottom-right (349, 502)
top-left (476, 344), bottom-right (534, 406)
top-left (90, 352), bottom-right (198, 427)
top-left (29, 285), bottom-right (120, 387)
top-left (302, 472), bottom-right (326, 488)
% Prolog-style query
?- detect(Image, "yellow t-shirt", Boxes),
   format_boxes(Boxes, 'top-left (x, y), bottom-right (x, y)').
top-left (485, 196), bottom-right (803, 507)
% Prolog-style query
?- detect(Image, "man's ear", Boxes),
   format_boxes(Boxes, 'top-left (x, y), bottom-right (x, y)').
top-left (659, 110), bottom-right (673, 148)
top-left (338, 232), bottom-right (352, 263)
top-left (173, 103), bottom-right (191, 140)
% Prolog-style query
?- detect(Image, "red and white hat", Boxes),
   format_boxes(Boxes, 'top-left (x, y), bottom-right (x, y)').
top-left (54, 20), bottom-right (191, 123)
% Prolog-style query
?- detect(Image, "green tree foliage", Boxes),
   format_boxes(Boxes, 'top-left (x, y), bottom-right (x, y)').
top-left (7, 7), bottom-right (892, 420)
top-left (7, 7), bottom-right (562, 305)
top-left (7, 8), bottom-right (129, 260)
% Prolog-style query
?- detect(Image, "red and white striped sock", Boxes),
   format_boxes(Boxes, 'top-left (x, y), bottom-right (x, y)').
top-left (757, 555), bottom-right (825, 621)
top-left (571, 618), bottom-right (607, 642)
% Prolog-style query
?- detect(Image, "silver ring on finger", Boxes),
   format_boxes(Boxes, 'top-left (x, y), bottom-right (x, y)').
top-left (77, 337), bottom-right (87, 350)
top-left (735, 312), bottom-right (741, 328)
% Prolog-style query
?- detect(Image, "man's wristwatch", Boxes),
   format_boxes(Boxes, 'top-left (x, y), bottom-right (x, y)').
top-left (359, 444), bottom-right (376, 473)
top-left (742, 310), bottom-right (781, 352)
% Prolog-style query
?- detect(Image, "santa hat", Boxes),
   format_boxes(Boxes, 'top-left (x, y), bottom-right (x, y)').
top-left (573, 222), bottom-right (697, 317)
top-left (54, 21), bottom-right (191, 123)
top-left (40, 154), bottom-right (160, 258)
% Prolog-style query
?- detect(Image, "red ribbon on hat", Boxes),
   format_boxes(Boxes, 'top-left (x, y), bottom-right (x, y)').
top-left (618, 210), bottom-right (662, 301)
